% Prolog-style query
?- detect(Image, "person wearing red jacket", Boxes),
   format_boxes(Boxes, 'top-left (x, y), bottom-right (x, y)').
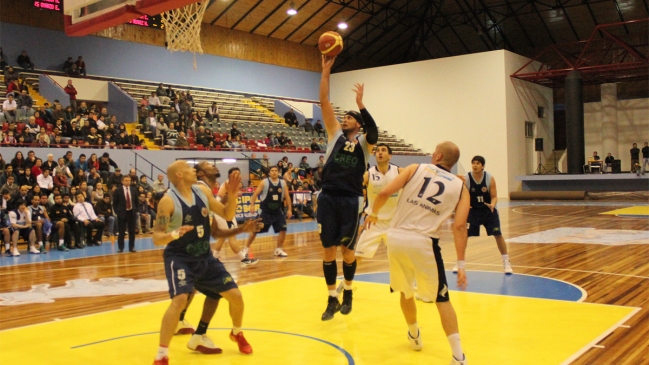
top-left (64, 79), bottom-right (78, 111)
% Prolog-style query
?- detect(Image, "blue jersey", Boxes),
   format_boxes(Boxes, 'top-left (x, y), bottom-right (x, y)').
top-left (466, 171), bottom-right (492, 210)
top-left (163, 185), bottom-right (212, 261)
top-left (321, 129), bottom-right (371, 197)
top-left (259, 177), bottom-right (287, 214)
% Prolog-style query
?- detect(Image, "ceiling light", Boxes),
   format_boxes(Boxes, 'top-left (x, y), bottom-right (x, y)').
top-left (337, 21), bottom-right (348, 30)
top-left (287, 2), bottom-right (297, 15)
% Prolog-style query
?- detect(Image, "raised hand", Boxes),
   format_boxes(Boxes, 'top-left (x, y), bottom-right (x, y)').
top-left (227, 171), bottom-right (241, 195)
top-left (322, 55), bottom-right (336, 71)
top-left (353, 83), bottom-right (365, 108)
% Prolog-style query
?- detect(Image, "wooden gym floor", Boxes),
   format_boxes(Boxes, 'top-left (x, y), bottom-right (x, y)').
top-left (0, 200), bottom-right (647, 364)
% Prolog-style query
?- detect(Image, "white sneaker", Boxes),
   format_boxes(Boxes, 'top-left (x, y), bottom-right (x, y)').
top-left (187, 334), bottom-right (222, 354)
top-left (450, 354), bottom-right (467, 365)
top-left (11, 249), bottom-right (20, 257)
top-left (175, 319), bottom-right (195, 335)
top-left (274, 248), bottom-right (288, 257)
top-left (29, 247), bottom-right (41, 254)
top-left (408, 330), bottom-right (422, 351)
top-left (503, 260), bottom-right (513, 274)
top-left (452, 264), bottom-right (458, 273)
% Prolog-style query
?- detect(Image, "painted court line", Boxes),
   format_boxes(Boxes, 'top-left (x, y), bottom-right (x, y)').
top-left (559, 307), bottom-right (641, 365)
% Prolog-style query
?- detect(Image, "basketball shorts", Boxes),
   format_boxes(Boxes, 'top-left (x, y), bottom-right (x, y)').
top-left (386, 229), bottom-right (449, 303)
top-left (164, 254), bottom-right (238, 299)
top-left (258, 211), bottom-right (286, 233)
top-left (468, 208), bottom-right (502, 237)
top-left (317, 192), bottom-right (363, 249)
top-left (11, 227), bottom-right (34, 241)
top-left (355, 220), bottom-right (390, 258)
top-left (214, 214), bottom-right (238, 230)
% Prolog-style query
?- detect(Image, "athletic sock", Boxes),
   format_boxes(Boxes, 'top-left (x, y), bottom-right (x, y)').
top-left (502, 254), bottom-right (510, 262)
top-left (342, 260), bottom-right (357, 282)
top-left (237, 251), bottom-right (246, 260)
top-left (155, 345), bottom-right (169, 360)
top-left (323, 260), bottom-right (337, 286)
top-left (232, 326), bottom-right (242, 335)
top-left (447, 333), bottom-right (463, 360)
top-left (59, 239), bottom-right (64, 245)
top-left (408, 322), bottom-right (419, 338)
top-left (4, 243), bottom-right (9, 251)
top-left (179, 309), bottom-right (187, 321)
top-left (328, 290), bottom-right (337, 297)
top-left (195, 320), bottom-right (209, 336)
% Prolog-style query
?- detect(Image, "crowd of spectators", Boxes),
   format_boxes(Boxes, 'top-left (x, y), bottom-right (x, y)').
top-left (0, 150), bottom-right (161, 255)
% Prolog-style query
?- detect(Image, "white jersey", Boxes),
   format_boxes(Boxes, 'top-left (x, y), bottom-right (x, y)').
top-left (390, 164), bottom-right (463, 238)
top-left (9, 209), bottom-right (31, 226)
top-left (365, 164), bottom-right (400, 221)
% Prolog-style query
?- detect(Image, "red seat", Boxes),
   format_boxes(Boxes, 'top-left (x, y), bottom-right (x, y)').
top-left (188, 130), bottom-right (195, 138)
top-left (197, 145), bottom-right (205, 151)
top-left (17, 123), bottom-right (25, 133)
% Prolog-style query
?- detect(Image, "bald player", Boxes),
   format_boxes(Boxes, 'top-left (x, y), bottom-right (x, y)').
top-left (365, 142), bottom-right (469, 365)
top-left (152, 161), bottom-right (259, 365)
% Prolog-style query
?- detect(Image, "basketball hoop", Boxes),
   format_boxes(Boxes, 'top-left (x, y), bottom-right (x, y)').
top-left (161, 1), bottom-right (209, 70)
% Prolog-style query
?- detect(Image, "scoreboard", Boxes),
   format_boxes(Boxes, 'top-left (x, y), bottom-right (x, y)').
top-left (33, 1), bottom-right (163, 30)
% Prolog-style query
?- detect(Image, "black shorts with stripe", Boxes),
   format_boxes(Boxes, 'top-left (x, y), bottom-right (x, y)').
top-left (317, 191), bottom-right (362, 249)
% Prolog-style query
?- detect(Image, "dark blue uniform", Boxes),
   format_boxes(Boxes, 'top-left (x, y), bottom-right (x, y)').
top-left (317, 129), bottom-right (370, 248)
top-left (466, 171), bottom-right (502, 237)
top-left (164, 187), bottom-right (237, 299)
top-left (258, 178), bottom-right (287, 233)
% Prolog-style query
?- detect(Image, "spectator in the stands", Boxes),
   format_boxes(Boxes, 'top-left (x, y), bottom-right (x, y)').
top-left (310, 138), bottom-right (320, 151)
top-left (97, 115), bottom-right (108, 132)
top-left (77, 102), bottom-right (89, 116)
top-left (148, 92), bottom-right (162, 113)
top-left (317, 137), bottom-right (326, 151)
top-left (105, 168), bottom-right (122, 190)
top-left (196, 126), bottom-right (211, 147)
top-left (230, 123), bottom-right (241, 139)
top-left (138, 175), bottom-right (153, 195)
top-left (313, 166), bottom-right (323, 190)
top-left (284, 108), bottom-right (298, 128)
top-left (231, 135), bottom-right (243, 149)
top-left (55, 158), bottom-right (73, 180)
top-left (63, 57), bottom-right (74, 73)
top-left (6, 79), bottom-right (20, 98)
top-left (604, 152), bottom-right (615, 173)
top-left (155, 83), bottom-right (169, 105)
top-left (99, 153), bottom-right (118, 181)
top-left (88, 154), bottom-right (100, 171)
top-left (316, 155), bottom-right (325, 169)
top-left (140, 95), bottom-right (149, 110)
top-left (0, 166), bottom-right (15, 187)
top-left (144, 111), bottom-right (156, 135)
top-left (1, 175), bottom-right (18, 196)
top-left (314, 119), bottom-right (325, 137)
top-left (299, 156), bottom-right (311, 175)
top-left (64, 106), bottom-right (75, 123)
top-left (206, 102), bottom-right (219, 123)
top-left (24, 151), bottom-right (37, 170)
top-left (128, 129), bottom-right (141, 147)
top-left (64, 80), bottom-right (78, 111)
top-left (20, 168), bottom-right (36, 189)
top-left (74, 56), bottom-right (87, 77)
top-left (53, 170), bottom-right (69, 195)
top-left (221, 135), bottom-right (232, 149)
top-left (53, 104), bottom-right (65, 121)
top-left (11, 152), bottom-right (27, 171)
top-left (185, 91), bottom-right (195, 106)
top-left (18, 90), bottom-right (34, 116)
top-left (75, 154), bottom-right (88, 173)
top-left (17, 50), bottom-right (35, 70)
top-left (67, 64), bottom-right (81, 77)
top-left (86, 128), bottom-right (100, 145)
top-left (165, 123), bottom-right (178, 146)
top-left (152, 174), bottom-right (166, 195)
top-left (303, 120), bottom-right (315, 135)
top-left (166, 85), bottom-right (176, 102)
top-left (278, 132), bottom-right (291, 147)
top-left (117, 130), bottom-right (129, 147)
top-left (25, 116), bottom-right (40, 136)
top-left (37, 169), bottom-right (53, 195)
top-left (80, 119), bottom-right (92, 137)
top-left (2, 94), bottom-right (17, 122)
top-left (32, 133), bottom-right (49, 147)
top-left (180, 98), bottom-right (192, 116)
top-left (41, 154), bottom-right (56, 172)
top-left (95, 195), bottom-right (115, 237)
top-left (175, 132), bottom-right (189, 148)
top-left (170, 99), bottom-right (181, 116)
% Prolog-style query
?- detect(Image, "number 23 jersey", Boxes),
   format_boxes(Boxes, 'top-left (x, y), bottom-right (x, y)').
top-left (390, 164), bottom-right (463, 239)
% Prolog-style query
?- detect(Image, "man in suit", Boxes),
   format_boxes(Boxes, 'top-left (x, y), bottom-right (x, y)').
top-left (113, 175), bottom-right (138, 252)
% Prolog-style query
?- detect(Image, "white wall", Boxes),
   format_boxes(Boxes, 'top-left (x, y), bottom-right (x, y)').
top-left (585, 98), bottom-right (649, 171)
top-left (50, 75), bottom-right (110, 102)
top-left (331, 50), bottom-right (549, 196)
top-left (505, 52), bottom-right (554, 191)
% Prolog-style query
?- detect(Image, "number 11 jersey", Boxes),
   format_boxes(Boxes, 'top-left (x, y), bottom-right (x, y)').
top-left (390, 164), bottom-right (463, 239)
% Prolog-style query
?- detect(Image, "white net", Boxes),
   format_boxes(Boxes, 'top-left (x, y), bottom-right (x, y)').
top-left (161, 1), bottom-right (209, 69)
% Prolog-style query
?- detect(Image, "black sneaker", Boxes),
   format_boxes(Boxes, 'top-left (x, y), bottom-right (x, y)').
top-left (340, 289), bottom-right (353, 315)
top-left (4, 249), bottom-right (10, 256)
top-left (321, 296), bottom-right (341, 321)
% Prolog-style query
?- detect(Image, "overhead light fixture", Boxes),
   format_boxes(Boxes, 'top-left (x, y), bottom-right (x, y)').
top-left (337, 21), bottom-right (348, 30)
top-left (287, 2), bottom-right (297, 15)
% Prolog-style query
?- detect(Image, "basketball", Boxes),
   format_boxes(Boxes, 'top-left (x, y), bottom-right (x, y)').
top-left (318, 31), bottom-right (344, 57)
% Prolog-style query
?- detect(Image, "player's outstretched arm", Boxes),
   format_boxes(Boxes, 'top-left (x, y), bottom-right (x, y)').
top-left (365, 164), bottom-right (418, 229)
top-left (320, 55), bottom-right (340, 142)
top-left (153, 195), bottom-right (193, 246)
top-left (453, 186), bottom-right (471, 290)
top-left (354, 83), bottom-right (378, 147)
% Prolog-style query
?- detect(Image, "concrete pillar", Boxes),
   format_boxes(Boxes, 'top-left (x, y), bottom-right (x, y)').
top-left (565, 71), bottom-right (585, 174)
top-left (601, 83), bottom-right (618, 157)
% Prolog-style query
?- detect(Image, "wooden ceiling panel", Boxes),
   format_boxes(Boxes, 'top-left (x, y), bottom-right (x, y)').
top-left (283, 2), bottom-right (343, 42)
top-left (231, 0), bottom-right (286, 32)
top-left (212, 0), bottom-right (258, 28)
top-left (298, 7), bottom-right (360, 45)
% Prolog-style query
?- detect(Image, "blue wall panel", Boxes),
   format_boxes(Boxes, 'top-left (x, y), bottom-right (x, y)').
top-left (1, 23), bottom-right (320, 100)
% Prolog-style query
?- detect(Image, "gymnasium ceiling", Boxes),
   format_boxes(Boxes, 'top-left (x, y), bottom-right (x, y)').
top-left (202, 0), bottom-right (649, 72)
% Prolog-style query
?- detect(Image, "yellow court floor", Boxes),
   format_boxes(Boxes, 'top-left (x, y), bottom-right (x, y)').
top-left (0, 275), bottom-right (639, 365)
top-left (600, 206), bottom-right (649, 216)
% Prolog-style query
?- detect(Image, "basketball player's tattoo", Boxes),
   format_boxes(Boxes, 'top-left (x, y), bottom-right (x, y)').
top-left (155, 215), bottom-right (169, 232)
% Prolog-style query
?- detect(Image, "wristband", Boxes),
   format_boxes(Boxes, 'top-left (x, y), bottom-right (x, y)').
top-left (369, 212), bottom-right (378, 218)
top-left (456, 260), bottom-right (466, 270)
top-left (170, 229), bottom-right (180, 240)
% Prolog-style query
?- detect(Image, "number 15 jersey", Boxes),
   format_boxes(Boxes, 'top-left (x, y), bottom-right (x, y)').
top-left (390, 164), bottom-right (463, 239)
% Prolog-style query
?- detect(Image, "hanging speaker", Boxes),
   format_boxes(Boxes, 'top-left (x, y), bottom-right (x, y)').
top-left (535, 138), bottom-right (544, 152)
top-left (538, 106), bottom-right (545, 118)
